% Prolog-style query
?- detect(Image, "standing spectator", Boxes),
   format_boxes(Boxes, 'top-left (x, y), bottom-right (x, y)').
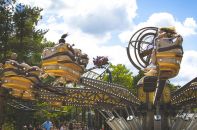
top-left (35, 124), bottom-right (43, 130)
top-left (42, 118), bottom-right (53, 130)
top-left (28, 124), bottom-right (33, 130)
top-left (65, 123), bottom-right (69, 130)
top-left (68, 122), bottom-right (73, 130)
top-left (23, 125), bottom-right (28, 130)
top-left (60, 123), bottom-right (66, 130)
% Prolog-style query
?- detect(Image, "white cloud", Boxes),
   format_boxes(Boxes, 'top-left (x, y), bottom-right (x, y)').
top-left (119, 12), bottom-right (197, 43)
top-left (118, 30), bottom-right (133, 44)
top-left (136, 13), bottom-right (197, 36)
top-left (184, 18), bottom-right (197, 28)
top-left (18, 0), bottom-right (138, 45)
top-left (143, 12), bottom-right (176, 27)
top-left (17, 1), bottom-right (197, 86)
top-left (19, 0), bottom-right (137, 35)
top-left (171, 50), bottom-right (197, 85)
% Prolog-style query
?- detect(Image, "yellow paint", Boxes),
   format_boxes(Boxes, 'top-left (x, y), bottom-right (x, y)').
top-left (149, 92), bottom-right (155, 104)
top-left (138, 87), bottom-right (146, 103)
top-left (46, 69), bottom-right (80, 77)
top-left (42, 61), bottom-right (58, 66)
top-left (2, 83), bottom-right (31, 90)
top-left (7, 76), bottom-right (32, 84)
top-left (4, 64), bottom-right (17, 69)
top-left (138, 86), bottom-right (171, 104)
top-left (45, 70), bottom-right (80, 82)
top-left (156, 52), bottom-right (182, 57)
top-left (3, 71), bottom-right (17, 76)
top-left (162, 86), bottom-right (171, 103)
top-left (158, 62), bottom-right (179, 68)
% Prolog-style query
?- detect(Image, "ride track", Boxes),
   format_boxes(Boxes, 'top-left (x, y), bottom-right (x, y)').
top-left (6, 73), bottom-right (197, 112)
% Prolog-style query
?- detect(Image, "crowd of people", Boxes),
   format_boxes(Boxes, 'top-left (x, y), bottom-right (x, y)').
top-left (22, 120), bottom-right (89, 130)
top-left (59, 122), bottom-right (88, 130)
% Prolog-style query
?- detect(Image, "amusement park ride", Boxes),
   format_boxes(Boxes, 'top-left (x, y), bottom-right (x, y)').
top-left (0, 27), bottom-right (196, 130)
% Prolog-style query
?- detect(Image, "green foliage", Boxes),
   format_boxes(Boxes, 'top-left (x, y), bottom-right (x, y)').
top-left (132, 70), bottom-right (144, 94)
top-left (104, 64), bottom-right (134, 90)
top-left (0, 0), bottom-right (54, 65)
top-left (168, 82), bottom-right (180, 92)
top-left (2, 122), bottom-right (15, 130)
top-left (132, 70), bottom-right (144, 87)
top-left (9, 5), bottom-right (47, 63)
top-left (4, 105), bottom-right (35, 130)
top-left (33, 102), bottom-right (75, 124)
top-left (0, 0), bottom-right (15, 61)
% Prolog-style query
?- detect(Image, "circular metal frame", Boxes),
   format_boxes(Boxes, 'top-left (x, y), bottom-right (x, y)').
top-left (127, 27), bottom-right (158, 70)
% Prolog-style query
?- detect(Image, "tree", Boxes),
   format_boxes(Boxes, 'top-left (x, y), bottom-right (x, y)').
top-left (0, 0), bottom-right (54, 128)
top-left (104, 64), bottom-right (134, 90)
top-left (132, 70), bottom-right (144, 86)
top-left (9, 5), bottom-right (48, 63)
top-left (168, 82), bottom-right (179, 92)
top-left (26, 38), bottom-right (55, 66)
top-left (0, 0), bottom-right (15, 61)
top-left (0, 0), bottom-right (53, 64)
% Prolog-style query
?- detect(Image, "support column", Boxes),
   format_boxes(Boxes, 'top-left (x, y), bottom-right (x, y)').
top-left (0, 88), bottom-right (7, 130)
top-left (99, 111), bottom-right (103, 130)
top-left (94, 109), bottom-right (101, 130)
top-left (161, 112), bottom-right (170, 130)
top-left (75, 107), bottom-right (78, 121)
top-left (142, 111), bottom-right (154, 130)
top-left (82, 107), bottom-right (86, 124)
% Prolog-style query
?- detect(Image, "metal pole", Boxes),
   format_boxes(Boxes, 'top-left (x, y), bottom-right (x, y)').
top-left (106, 68), bottom-right (112, 83)
top-left (154, 80), bottom-right (166, 105)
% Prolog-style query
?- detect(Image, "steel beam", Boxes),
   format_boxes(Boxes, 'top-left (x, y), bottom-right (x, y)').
top-left (80, 77), bottom-right (140, 106)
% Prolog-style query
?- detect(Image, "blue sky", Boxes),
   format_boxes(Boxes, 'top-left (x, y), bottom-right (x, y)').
top-left (137, 0), bottom-right (197, 22)
top-left (136, 0), bottom-right (197, 51)
top-left (18, 0), bottom-right (197, 85)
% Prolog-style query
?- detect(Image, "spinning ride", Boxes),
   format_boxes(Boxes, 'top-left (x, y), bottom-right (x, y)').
top-left (0, 27), bottom-right (196, 130)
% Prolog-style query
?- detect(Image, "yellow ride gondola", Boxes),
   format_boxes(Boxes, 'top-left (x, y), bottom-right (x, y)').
top-left (2, 61), bottom-right (33, 91)
top-left (42, 44), bottom-right (83, 81)
top-left (1, 76), bottom-right (33, 90)
top-left (1, 55), bottom-right (41, 101)
top-left (41, 35), bottom-right (89, 82)
top-left (155, 27), bottom-right (183, 79)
